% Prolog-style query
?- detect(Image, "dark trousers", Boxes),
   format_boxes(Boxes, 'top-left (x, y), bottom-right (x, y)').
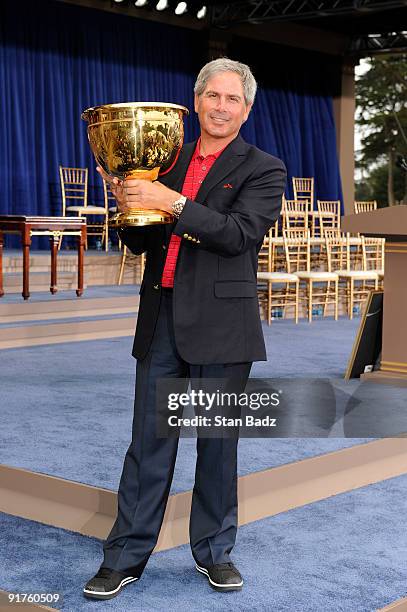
top-left (102, 289), bottom-right (252, 576)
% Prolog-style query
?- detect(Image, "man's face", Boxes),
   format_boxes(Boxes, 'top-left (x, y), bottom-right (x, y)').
top-left (194, 71), bottom-right (252, 141)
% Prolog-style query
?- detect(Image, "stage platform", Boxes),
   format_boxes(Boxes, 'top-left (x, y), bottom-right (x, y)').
top-left (1, 283), bottom-right (407, 612)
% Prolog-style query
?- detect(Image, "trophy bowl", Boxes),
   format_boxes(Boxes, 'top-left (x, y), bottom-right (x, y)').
top-left (81, 102), bottom-right (189, 227)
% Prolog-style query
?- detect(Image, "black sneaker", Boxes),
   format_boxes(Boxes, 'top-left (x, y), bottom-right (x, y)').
top-left (83, 567), bottom-right (138, 600)
top-left (195, 562), bottom-right (243, 592)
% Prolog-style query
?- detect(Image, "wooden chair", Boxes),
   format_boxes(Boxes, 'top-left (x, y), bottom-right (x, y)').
top-left (354, 200), bottom-right (377, 214)
top-left (103, 178), bottom-right (118, 215)
top-left (118, 246), bottom-right (145, 286)
top-left (282, 199), bottom-right (309, 232)
top-left (363, 236), bottom-right (385, 289)
top-left (257, 229), bottom-right (299, 324)
top-left (317, 200), bottom-right (341, 237)
top-left (103, 178), bottom-right (122, 250)
top-left (325, 233), bottom-right (380, 319)
top-left (59, 166), bottom-right (109, 251)
top-left (292, 177), bottom-right (314, 208)
top-left (284, 230), bottom-right (338, 322)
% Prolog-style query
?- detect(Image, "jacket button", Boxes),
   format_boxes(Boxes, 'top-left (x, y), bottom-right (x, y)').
top-left (183, 233), bottom-right (188, 239)
top-left (153, 284), bottom-right (160, 290)
top-left (188, 236), bottom-right (193, 240)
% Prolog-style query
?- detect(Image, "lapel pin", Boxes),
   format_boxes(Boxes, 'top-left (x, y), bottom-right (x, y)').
top-left (223, 183), bottom-right (233, 189)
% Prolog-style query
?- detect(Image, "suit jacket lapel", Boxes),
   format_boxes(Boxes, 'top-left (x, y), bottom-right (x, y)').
top-left (160, 134), bottom-right (249, 240)
top-left (194, 134), bottom-right (249, 203)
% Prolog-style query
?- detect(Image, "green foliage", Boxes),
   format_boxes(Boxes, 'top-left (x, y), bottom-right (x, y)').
top-left (355, 54), bottom-right (407, 204)
top-left (356, 163), bottom-right (406, 207)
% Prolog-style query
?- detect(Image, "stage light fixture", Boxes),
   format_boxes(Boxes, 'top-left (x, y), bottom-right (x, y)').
top-left (175, 1), bottom-right (187, 15)
top-left (197, 5), bottom-right (206, 19)
top-left (134, 0), bottom-right (148, 6)
top-left (114, 0), bottom-right (124, 3)
top-left (156, 0), bottom-right (168, 9)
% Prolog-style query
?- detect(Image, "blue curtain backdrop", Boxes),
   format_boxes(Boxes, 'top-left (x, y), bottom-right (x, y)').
top-left (0, 0), bottom-right (343, 248)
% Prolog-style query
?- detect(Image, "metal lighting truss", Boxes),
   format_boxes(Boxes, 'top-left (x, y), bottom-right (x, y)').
top-left (211, 0), bottom-right (407, 26)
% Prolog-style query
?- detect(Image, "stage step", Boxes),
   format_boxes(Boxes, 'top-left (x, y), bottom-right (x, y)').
top-left (1, 438), bottom-right (407, 547)
top-left (2, 250), bottom-right (143, 290)
top-left (0, 314), bottom-right (137, 349)
top-left (0, 295), bottom-right (139, 323)
top-left (3, 271), bottom-right (78, 293)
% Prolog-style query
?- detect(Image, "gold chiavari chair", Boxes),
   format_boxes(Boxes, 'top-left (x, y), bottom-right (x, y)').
top-left (317, 228), bottom-right (345, 272)
top-left (317, 200), bottom-right (341, 237)
top-left (292, 177), bottom-right (315, 235)
top-left (283, 199), bottom-right (309, 231)
top-left (118, 246), bottom-right (145, 286)
top-left (103, 178), bottom-right (121, 250)
top-left (325, 233), bottom-right (380, 319)
top-left (59, 166), bottom-right (109, 251)
top-left (284, 230), bottom-right (338, 322)
top-left (354, 200), bottom-right (377, 214)
top-left (363, 236), bottom-right (385, 289)
top-left (292, 177), bottom-right (314, 207)
top-left (257, 229), bottom-right (299, 324)
top-left (103, 178), bottom-right (118, 215)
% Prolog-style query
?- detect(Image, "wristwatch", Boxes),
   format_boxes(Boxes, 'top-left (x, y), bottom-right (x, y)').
top-left (171, 195), bottom-right (187, 218)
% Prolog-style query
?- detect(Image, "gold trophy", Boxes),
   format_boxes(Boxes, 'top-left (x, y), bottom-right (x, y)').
top-left (81, 102), bottom-right (189, 227)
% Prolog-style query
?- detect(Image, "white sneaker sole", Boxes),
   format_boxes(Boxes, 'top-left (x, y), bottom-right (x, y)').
top-left (83, 576), bottom-right (138, 600)
top-left (195, 564), bottom-right (243, 591)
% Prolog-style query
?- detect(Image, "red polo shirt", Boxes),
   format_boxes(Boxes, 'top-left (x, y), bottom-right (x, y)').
top-left (161, 139), bottom-right (226, 288)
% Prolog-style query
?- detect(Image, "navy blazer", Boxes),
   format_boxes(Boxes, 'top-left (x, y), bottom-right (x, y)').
top-left (119, 133), bottom-right (286, 364)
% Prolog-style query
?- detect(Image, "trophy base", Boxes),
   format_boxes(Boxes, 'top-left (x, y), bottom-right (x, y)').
top-left (110, 209), bottom-right (173, 227)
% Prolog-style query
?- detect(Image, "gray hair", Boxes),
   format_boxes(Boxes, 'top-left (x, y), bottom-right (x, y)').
top-left (194, 58), bottom-right (257, 106)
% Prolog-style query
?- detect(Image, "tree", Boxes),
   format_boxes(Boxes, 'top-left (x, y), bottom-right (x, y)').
top-left (355, 54), bottom-right (407, 206)
top-left (355, 162), bottom-right (405, 207)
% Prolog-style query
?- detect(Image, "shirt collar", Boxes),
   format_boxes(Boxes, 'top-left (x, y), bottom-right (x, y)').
top-left (193, 137), bottom-right (227, 161)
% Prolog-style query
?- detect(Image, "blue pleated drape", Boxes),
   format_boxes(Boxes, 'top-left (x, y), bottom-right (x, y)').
top-left (0, 0), bottom-right (343, 248)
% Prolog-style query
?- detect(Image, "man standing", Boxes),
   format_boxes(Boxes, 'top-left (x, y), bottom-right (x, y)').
top-left (84, 58), bottom-right (286, 600)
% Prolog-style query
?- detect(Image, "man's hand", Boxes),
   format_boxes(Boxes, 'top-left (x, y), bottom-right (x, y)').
top-left (96, 166), bottom-right (180, 213)
top-left (96, 166), bottom-right (129, 212)
top-left (120, 178), bottom-right (180, 213)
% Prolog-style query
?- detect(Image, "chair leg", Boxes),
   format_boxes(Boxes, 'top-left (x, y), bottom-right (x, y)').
top-left (267, 281), bottom-right (272, 325)
top-left (118, 246), bottom-right (127, 285)
top-left (323, 281), bottom-right (330, 316)
top-left (105, 217), bottom-right (109, 252)
top-left (295, 282), bottom-right (299, 323)
top-left (308, 280), bottom-right (313, 322)
top-left (334, 279), bottom-right (338, 320)
top-left (349, 279), bottom-right (354, 320)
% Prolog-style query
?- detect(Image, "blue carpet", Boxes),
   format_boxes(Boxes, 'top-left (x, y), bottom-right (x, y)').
top-left (2, 472), bottom-right (407, 611)
top-left (0, 316), bottom-right (378, 493)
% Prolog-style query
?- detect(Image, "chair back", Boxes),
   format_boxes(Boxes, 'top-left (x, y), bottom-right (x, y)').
top-left (354, 200), bottom-right (377, 214)
top-left (60, 166), bottom-right (88, 215)
top-left (292, 177), bottom-right (314, 209)
top-left (283, 229), bottom-right (310, 273)
top-left (103, 179), bottom-right (117, 212)
top-left (362, 236), bottom-right (384, 272)
top-left (325, 233), bottom-right (350, 272)
top-left (317, 200), bottom-right (341, 235)
top-left (284, 199), bottom-right (309, 231)
top-left (258, 231), bottom-right (271, 272)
